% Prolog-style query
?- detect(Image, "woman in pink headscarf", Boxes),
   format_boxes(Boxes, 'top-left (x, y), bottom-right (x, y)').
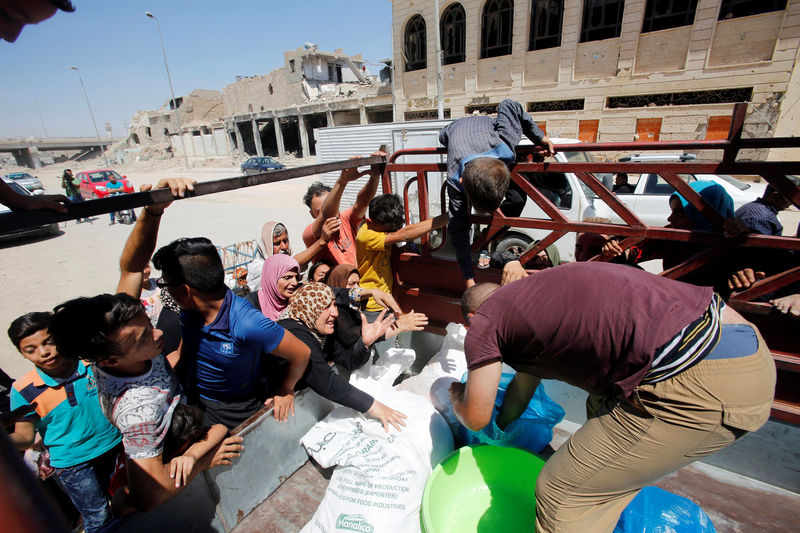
top-left (246, 254), bottom-right (301, 320)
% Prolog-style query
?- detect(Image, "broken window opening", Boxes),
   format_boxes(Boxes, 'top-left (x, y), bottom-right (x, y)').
top-left (145, 127), bottom-right (151, 137)
top-left (642, 0), bottom-right (699, 33)
top-left (527, 99), bottom-right (584, 112)
top-left (481, 0), bottom-right (514, 58)
top-left (580, 0), bottom-right (624, 42)
top-left (607, 88), bottom-right (753, 108)
top-left (718, 0), bottom-right (786, 20)
top-left (289, 59), bottom-right (295, 73)
top-left (529, 0), bottom-right (564, 51)
top-left (465, 103), bottom-right (500, 115)
top-left (268, 84), bottom-right (273, 95)
top-left (404, 109), bottom-right (452, 121)
top-left (441, 3), bottom-right (466, 65)
top-left (404, 14), bottom-right (427, 72)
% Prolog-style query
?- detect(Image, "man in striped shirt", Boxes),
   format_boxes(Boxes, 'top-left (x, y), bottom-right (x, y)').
top-left (451, 262), bottom-right (776, 533)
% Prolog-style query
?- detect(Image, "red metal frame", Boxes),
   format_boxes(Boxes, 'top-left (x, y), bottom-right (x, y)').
top-left (383, 103), bottom-right (800, 425)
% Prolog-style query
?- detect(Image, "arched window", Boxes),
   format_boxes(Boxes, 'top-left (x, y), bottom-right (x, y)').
top-left (529, 0), bottom-right (564, 51)
top-left (404, 14), bottom-right (427, 72)
top-left (441, 3), bottom-right (466, 65)
top-left (481, 0), bottom-right (514, 58)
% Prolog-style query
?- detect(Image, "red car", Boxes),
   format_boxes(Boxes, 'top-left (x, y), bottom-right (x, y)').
top-left (77, 169), bottom-right (134, 199)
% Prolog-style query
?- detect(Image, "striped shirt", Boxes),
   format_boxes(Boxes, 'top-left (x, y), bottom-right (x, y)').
top-left (642, 293), bottom-right (724, 384)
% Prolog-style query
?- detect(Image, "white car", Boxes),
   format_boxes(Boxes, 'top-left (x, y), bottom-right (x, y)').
top-left (598, 154), bottom-right (766, 226)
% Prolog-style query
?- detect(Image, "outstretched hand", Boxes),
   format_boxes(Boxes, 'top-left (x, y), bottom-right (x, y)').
top-left (211, 435), bottom-right (244, 467)
top-left (369, 289), bottom-right (401, 316)
top-left (367, 400), bottom-right (407, 433)
top-left (139, 177), bottom-right (197, 215)
top-left (361, 310), bottom-right (394, 346)
top-left (391, 311), bottom-right (428, 334)
top-left (501, 260), bottom-right (528, 285)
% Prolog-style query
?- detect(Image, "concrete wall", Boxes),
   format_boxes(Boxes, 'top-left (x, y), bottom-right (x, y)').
top-left (390, 0), bottom-right (800, 159)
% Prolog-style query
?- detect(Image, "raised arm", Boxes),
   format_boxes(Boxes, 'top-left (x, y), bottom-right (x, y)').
top-left (384, 213), bottom-right (448, 246)
top-left (351, 150), bottom-right (386, 220)
top-left (116, 178), bottom-right (196, 298)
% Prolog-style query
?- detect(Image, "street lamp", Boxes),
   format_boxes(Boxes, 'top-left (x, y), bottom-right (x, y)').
top-left (146, 11), bottom-right (189, 168)
top-left (68, 66), bottom-right (109, 167)
top-left (32, 100), bottom-right (49, 138)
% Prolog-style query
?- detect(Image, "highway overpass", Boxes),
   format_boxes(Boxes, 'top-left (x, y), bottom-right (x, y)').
top-left (0, 137), bottom-right (122, 168)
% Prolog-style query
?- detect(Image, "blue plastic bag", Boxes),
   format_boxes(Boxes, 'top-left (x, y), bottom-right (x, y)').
top-left (458, 370), bottom-right (565, 453)
top-left (614, 486), bottom-right (716, 533)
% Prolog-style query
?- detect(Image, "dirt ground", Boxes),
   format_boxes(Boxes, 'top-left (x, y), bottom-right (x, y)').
top-left (0, 156), bottom-right (321, 378)
top-left (1, 157), bottom-right (798, 380)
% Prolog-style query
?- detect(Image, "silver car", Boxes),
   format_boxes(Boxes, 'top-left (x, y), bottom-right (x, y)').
top-left (0, 180), bottom-right (59, 242)
top-left (5, 172), bottom-right (44, 195)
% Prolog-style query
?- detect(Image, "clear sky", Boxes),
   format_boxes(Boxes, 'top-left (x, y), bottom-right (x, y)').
top-left (0, 0), bottom-right (393, 139)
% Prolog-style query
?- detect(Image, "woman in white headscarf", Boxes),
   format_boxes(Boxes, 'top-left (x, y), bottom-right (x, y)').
top-left (247, 218), bottom-right (340, 291)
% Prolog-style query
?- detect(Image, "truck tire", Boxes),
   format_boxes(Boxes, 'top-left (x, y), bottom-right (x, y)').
top-left (493, 234), bottom-right (532, 258)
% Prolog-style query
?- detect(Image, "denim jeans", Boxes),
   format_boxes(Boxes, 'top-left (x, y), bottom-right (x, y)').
top-left (54, 444), bottom-right (121, 533)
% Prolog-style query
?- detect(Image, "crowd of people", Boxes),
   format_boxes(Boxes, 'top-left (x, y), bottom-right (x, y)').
top-left (1, 5), bottom-right (797, 533)
top-left (2, 93), bottom-right (797, 533)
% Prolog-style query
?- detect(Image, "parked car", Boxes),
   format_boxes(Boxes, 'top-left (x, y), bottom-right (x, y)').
top-left (602, 153), bottom-right (767, 226)
top-left (0, 179), bottom-right (58, 242)
top-left (4, 172), bottom-right (44, 195)
top-left (241, 157), bottom-right (285, 175)
top-left (75, 169), bottom-right (134, 200)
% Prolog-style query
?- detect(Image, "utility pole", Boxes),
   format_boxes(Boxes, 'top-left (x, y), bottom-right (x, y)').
top-left (68, 66), bottom-right (109, 167)
top-left (146, 11), bottom-right (190, 168)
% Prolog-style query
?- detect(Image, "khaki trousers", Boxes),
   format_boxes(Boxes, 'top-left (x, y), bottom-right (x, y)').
top-left (535, 330), bottom-right (776, 533)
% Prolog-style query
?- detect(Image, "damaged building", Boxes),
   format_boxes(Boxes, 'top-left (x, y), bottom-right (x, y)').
top-left (222, 44), bottom-right (393, 158)
top-left (127, 89), bottom-right (230, 159)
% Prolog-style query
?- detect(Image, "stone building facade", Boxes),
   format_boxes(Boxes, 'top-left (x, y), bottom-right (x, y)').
top-left (390, 0), bottom-right (800, 159)
top-left (222, 45), bottom-right (393, 159)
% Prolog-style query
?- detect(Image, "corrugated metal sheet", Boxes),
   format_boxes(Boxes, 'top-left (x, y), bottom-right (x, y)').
top-left (314, 121), bottom-right (452, 209)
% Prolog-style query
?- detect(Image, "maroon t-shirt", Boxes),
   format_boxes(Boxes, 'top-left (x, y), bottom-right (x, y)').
top-left (465, 263), bottom-right (713, 397)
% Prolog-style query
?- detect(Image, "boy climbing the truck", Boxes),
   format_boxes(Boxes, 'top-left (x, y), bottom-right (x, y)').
top-left (439, 99), bottom-right (555, 288)
top-left (356, 193), bottom-right (448, 321)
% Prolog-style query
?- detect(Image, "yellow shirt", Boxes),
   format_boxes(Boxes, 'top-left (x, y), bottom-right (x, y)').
top-left (356, 223), bottom-right (392, 312)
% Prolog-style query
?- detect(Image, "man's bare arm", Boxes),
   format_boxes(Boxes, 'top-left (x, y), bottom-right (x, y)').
top-left (116, 178), bottom-right (195, 298)
top-left (496, 372), bottom-right (540, 429)
top-left (384, 213), bottom-right (448, 247)
top-left (351, 151), bottom-right (386, 220)
top-left (449, 361), bottom-right (502, 431)
top-left (294, 217), bottom-right (340, 268)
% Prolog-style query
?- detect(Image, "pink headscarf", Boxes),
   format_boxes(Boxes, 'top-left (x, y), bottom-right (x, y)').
top-left (258, 254), bottom-right (300, 321)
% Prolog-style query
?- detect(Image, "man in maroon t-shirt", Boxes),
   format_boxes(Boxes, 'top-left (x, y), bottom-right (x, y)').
top-left (450, 263), bottom-right (775, 533)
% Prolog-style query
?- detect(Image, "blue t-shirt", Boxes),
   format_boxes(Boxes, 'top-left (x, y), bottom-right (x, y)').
top-left (10, 361), bottom-right (122, 468)
top-left (181, 289), bottom-right (285, 402)
top-left (105, 180), bottom-right (124, 193)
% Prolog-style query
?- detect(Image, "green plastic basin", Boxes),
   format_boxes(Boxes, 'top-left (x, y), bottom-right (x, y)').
top-left (420, 445), bottom-right (546, 533)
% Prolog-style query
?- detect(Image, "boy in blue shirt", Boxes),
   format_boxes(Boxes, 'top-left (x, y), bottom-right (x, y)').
top-left (8, 311), bottom-right (123, 533)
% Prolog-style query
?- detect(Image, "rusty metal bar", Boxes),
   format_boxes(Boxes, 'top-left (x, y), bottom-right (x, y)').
top-left (508, 169), bottom-right (569, 223)
top-left (517, 230), bottom-right (568, 266)
top-left (0, 155), bottom-right (385, 232)
top-left (402, 175), bottom-right (418, 226)
top-left (574, 171), bottom-right (647, 229)
top-left (659, 243), bottom-right (735, 279)
top-left (723, 103), bottom-right (747, 162)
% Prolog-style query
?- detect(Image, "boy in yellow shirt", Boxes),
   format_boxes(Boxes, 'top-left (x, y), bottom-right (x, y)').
top-left (356, 194), bottom-right (448, 321)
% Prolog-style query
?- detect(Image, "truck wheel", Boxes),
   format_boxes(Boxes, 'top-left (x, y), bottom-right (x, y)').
top-left (493, 234), bottom-right (532, 259)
